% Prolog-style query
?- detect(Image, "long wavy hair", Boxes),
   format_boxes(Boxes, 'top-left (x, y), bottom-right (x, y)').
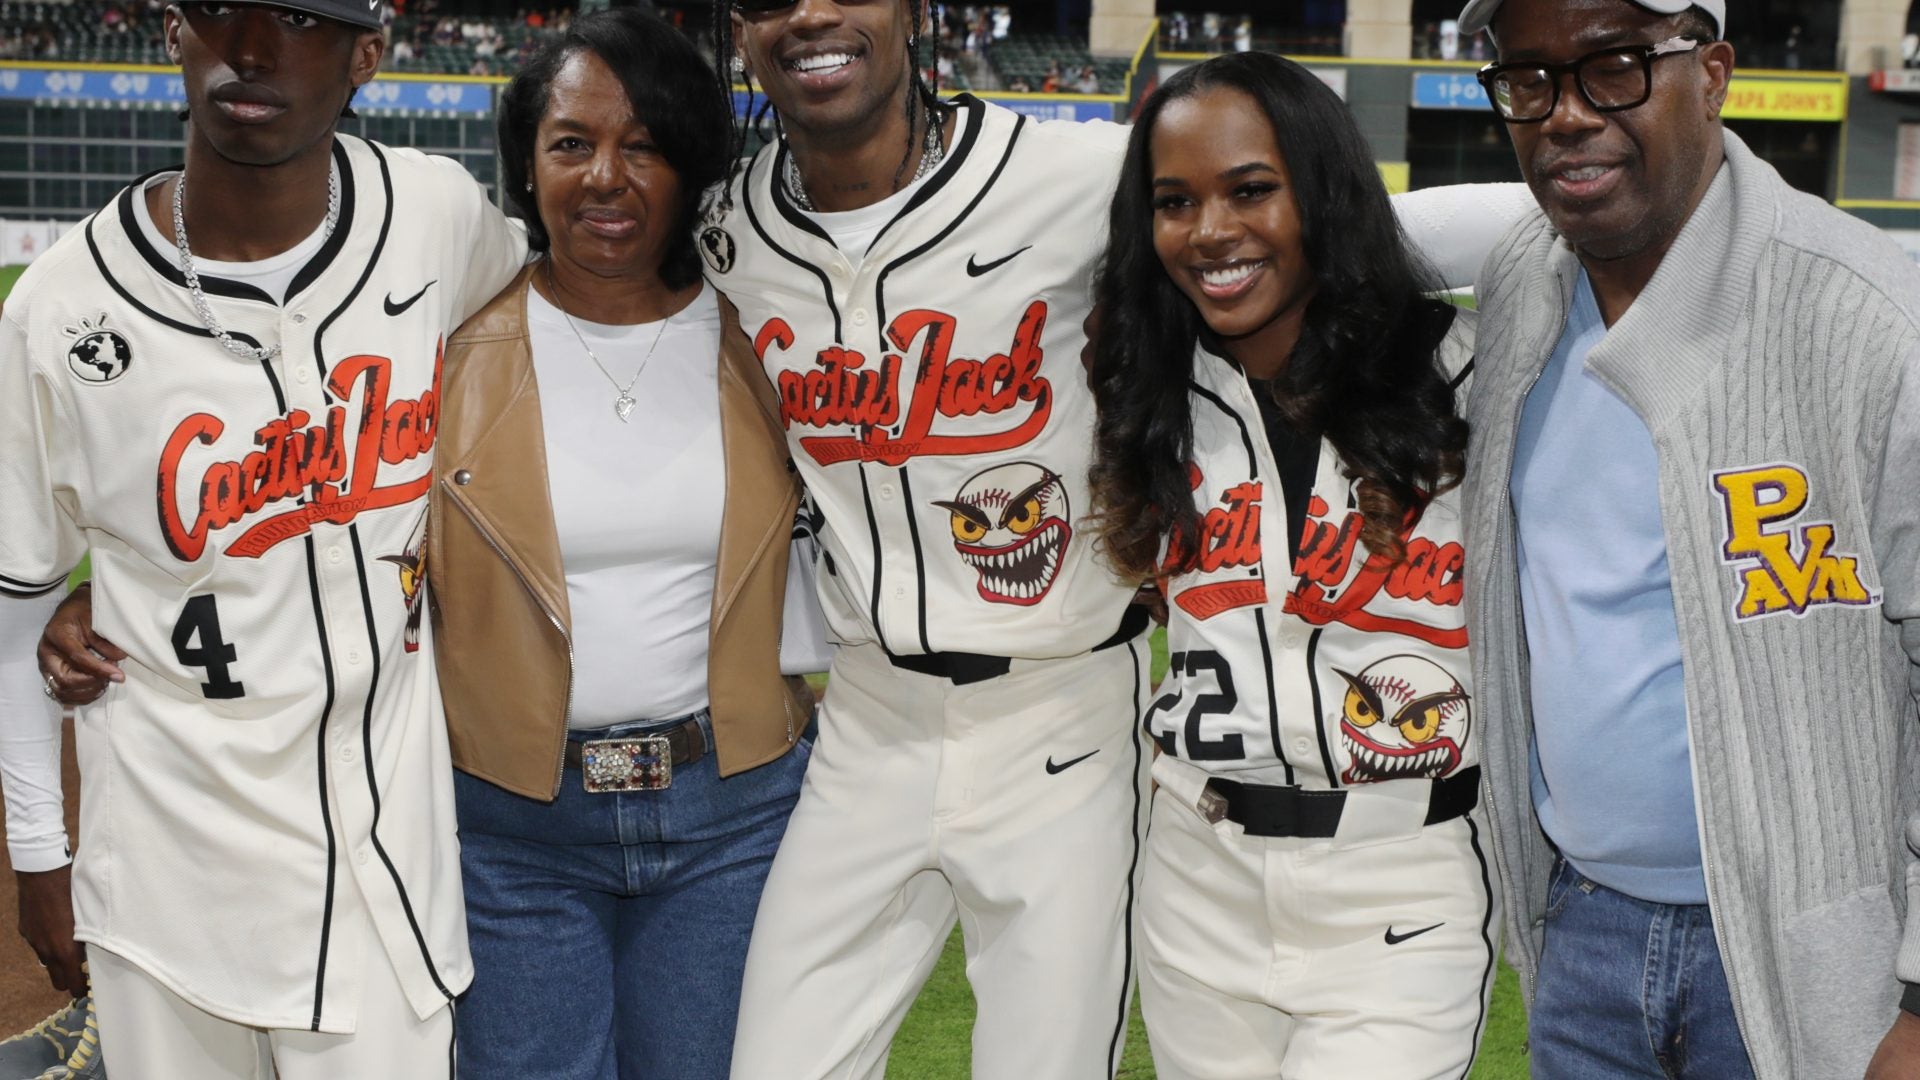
top-left (1090, 52), bottom-right (1468, 579)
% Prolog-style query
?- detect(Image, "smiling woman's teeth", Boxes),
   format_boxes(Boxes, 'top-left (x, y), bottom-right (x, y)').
top-left (791, 52), bottom-right (855, 73)
top-left (1200, 263), bottom-right (1259, 288)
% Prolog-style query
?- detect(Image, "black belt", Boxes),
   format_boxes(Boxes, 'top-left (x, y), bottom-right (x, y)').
top-left (885, 604), bottom-right (1152, 686)
top-left (1203, 766), bottom-right (1480, 838)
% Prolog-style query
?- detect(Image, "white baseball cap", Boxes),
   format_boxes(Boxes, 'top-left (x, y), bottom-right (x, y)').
top-left (1457, 0), bottom-right (1723, 40)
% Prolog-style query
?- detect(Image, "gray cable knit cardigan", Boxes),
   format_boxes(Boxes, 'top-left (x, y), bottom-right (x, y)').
top-left (1463, 129), bottom-right (1920, 1079)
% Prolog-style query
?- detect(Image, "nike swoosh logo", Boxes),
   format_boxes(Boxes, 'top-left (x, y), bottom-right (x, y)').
top-left (966, 246), bottom-right (1031, 277)
top-left (1384, 923), bottom-right (1444, 946)
top-left (1044, 749), bottom-right (1099, 775)
top-left (383, 280), bottom-right (437, 317)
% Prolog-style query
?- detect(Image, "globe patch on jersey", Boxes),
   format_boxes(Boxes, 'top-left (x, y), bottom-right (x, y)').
top-left (699, 225), bottom-right (736, 274)
top-left (1710, 462), bottom-right (1879, 620)
top-left (64, 313), bottom-right (132, 384)
top-left (933, 461), bottom-right (1070, 605)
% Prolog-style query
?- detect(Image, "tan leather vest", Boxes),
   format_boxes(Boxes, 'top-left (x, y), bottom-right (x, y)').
top-left (427, 264), bottom-right (808, 800)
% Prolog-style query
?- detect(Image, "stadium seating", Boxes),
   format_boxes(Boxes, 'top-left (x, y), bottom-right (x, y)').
top-left (985, 34), bottom-right (1128, 93)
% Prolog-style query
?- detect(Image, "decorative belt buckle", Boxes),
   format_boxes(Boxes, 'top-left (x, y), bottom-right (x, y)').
top-left (1196, 784), bottom-right (1228, 825)
top-left (580, 736), bottom-right (672, 793)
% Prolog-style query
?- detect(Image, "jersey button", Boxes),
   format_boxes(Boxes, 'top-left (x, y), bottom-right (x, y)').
top-left (347, 649), bottom-right (362, 664)
top-left (327, 546), bottom-right (344, 564)
top-left (291, 313), bottom-right (307, 325)
top-left (1293, 737), bottom-right (1313, 757)
top-left (852, 309), bottom-right (870, 327)
top-left (893, 586), bottom-right (906, 598)
top-left (294, 367), bottom-right (311, 384)
top-left (356, 847), bottom-right (369, 866)
top-left (879, 485), bottom-right (895, 500)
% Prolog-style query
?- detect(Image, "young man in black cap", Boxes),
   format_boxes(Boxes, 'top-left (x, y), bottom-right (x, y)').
top-left (0, 1), bottom-right (523, 1074)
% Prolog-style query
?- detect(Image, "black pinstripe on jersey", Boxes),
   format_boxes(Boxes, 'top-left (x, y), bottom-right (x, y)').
top-left (1188, 381), bottom-right (1293, 784)
top-left (331, 144), bottom-right (456, 1010)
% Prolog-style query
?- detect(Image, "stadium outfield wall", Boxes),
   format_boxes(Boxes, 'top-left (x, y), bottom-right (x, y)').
top-left (0, 24), bottom-right (1159, 235)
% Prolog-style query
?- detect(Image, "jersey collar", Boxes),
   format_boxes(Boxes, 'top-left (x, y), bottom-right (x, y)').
top-left (759, 93), bottom-right (995, 255)
top-left (117, 137), bottom-right (359, 307)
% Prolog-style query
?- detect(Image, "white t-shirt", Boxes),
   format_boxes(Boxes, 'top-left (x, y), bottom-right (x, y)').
top-left (132, 170), bottom-right (333, 302)
top-left (526, 282), bottom-right (725, 728)
top-left (802, 106), bottom-right (972, 260)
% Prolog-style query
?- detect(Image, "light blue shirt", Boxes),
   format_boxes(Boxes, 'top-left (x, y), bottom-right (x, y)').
top-left (1510, 272), bottom-right (1707, 906)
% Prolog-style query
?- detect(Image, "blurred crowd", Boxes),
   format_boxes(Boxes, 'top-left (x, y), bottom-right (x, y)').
top-left (0, 0), bottom-right (165, 60)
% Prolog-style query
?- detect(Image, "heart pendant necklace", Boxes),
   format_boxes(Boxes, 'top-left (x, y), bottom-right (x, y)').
top-left (548, 260), bottom-right (668, 423)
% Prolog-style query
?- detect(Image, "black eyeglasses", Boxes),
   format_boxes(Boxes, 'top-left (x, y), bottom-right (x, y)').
top-left (1476, 35), bottom-right (1702, 123)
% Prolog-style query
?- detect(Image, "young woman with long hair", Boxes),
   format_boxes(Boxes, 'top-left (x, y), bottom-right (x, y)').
top-left (1090, 51), bottom-right (1501, 1079)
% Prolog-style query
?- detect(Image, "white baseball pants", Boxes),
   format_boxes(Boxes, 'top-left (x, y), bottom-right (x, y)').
top-left (729, 633), bottom-right (1151, 1080)
top-left (90, 939), bottom-right (452, 1079)
top-left (1139, 756), bottom-right (1501, 1080)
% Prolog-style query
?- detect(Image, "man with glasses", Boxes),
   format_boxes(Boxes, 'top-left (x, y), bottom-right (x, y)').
top-left (1457, 0), bottom-right (1920, 1076)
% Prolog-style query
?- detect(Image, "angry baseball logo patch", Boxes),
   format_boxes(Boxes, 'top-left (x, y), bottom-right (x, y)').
top-left (378, 514), bottom-right (428, 653)
top-left (1711, 463), bottom-right (1878, 620)
top-left (1336, 654), bottom-right (1471, 783)
top-left (157, 341), bottom-right (443, 561)
top-left (63, 313), bottom-right (132, 384)
top-left (933, 462), bottom-right (1070, 605)
top-left (757, 303), bottom-right (1052, 467)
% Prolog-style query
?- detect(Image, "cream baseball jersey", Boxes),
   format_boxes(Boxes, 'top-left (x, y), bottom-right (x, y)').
top-left (0, 136), bottom-right (525, 1031)
top-left (704, 97), bottom-right (1137, 659)
top-left (1153, 310), bottom-right (1479, 789)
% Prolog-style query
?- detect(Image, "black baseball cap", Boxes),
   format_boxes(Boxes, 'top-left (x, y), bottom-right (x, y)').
top-left (213, 0), bottom-right (385, 31)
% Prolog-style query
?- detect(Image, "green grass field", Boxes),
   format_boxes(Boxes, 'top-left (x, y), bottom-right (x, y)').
top-left (7, 264), bottom-right (1528, 1077)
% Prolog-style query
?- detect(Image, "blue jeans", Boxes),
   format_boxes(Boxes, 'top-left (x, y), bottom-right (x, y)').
top-left (453, 713), bottom-right (807, 1080)
top-left (1530, 858), bottom-right (1756, 1080)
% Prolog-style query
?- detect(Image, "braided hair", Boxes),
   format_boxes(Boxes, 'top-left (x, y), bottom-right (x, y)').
top-left (707, 0), bottom-right (945, 218)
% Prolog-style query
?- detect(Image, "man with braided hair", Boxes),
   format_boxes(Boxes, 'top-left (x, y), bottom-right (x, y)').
top-left (706, 3), bottom-right (1153, 1076)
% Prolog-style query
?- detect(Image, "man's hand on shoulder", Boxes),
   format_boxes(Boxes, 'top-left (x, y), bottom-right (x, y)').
top-left (15, 864), bottom-right (83, 997)
top-left (1867, 1010), bottom-right (1920, 1079)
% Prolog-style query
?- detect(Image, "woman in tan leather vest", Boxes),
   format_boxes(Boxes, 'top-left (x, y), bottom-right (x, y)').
top-left (428, 11), bottom-right (815, 1077)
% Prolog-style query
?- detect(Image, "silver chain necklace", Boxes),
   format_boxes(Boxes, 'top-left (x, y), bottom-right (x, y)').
top-left (172, 163), bottom-right (339, 364)
top-left (784, 107), bottom-right (945, 212)
top-left (546, 260), bottom-right (670, 423)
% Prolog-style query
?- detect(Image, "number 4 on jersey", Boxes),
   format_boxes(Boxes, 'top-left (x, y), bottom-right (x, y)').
top-left (172, 594), bottom-right (245, 699)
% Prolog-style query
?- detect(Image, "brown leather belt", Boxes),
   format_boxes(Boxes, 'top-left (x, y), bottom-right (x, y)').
top-left (563, 715), bottom-right (708, 793)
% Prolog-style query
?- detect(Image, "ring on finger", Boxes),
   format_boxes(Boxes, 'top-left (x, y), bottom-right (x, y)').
top-left (41, 673), bottom-right (57, 700)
